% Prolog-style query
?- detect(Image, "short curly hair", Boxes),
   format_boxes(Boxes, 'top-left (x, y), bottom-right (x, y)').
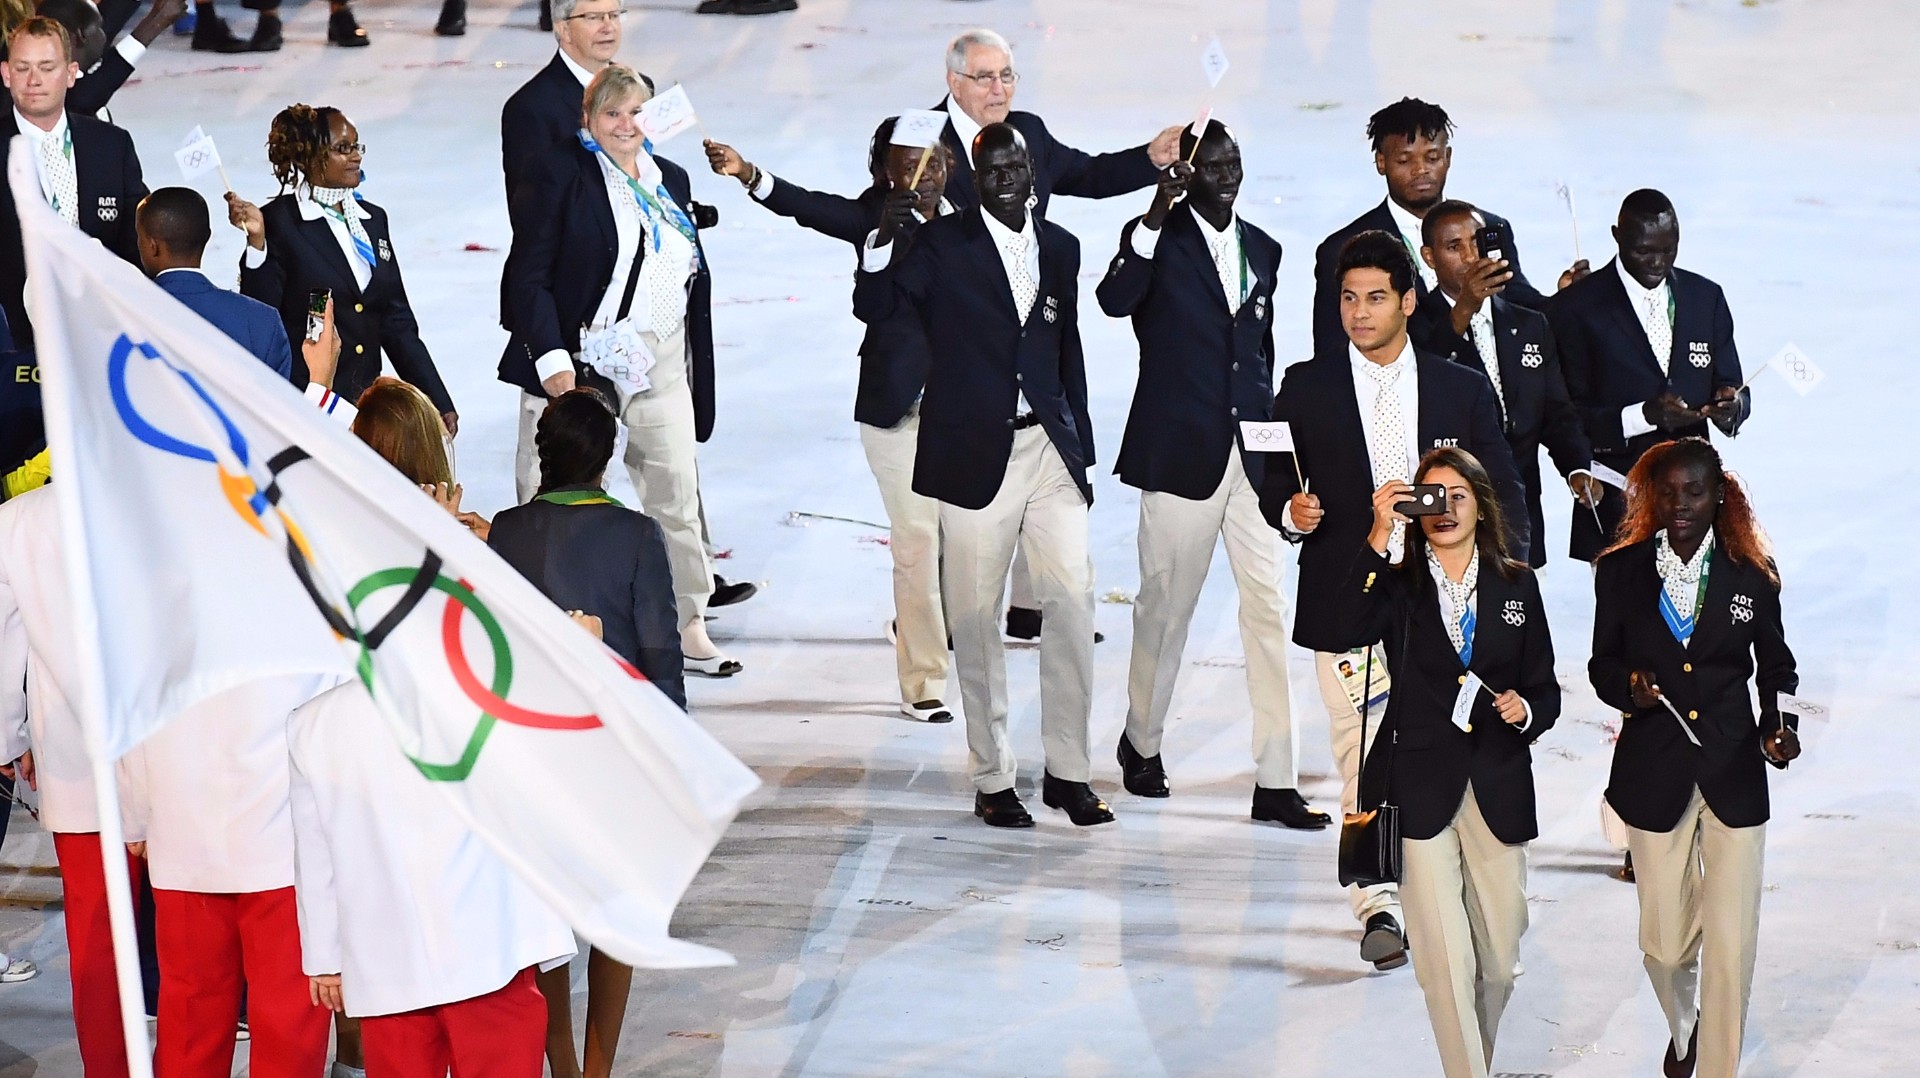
top-left (265, 103), bottom-right (346, 190)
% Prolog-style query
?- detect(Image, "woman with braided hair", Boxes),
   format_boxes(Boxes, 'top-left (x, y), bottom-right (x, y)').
top-left (1590, 436), bottom-right (1799, 1078)
top-left (227, 104), bottom-right (456, 437)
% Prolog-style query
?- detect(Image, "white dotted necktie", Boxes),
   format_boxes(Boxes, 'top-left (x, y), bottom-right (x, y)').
top-left (1470, 310), bottom-right (1507, 421)
top-left (1007, 233), bottom-right (1037, 323)
top-left (40, 130), bottom-right (77, 227)
top-left (1211, 231), bottom-right (1241, 313)
top-left (1646, 291), bottom-right (1673, 376)
top-left (1364, 361), bottom-right (1410, 561)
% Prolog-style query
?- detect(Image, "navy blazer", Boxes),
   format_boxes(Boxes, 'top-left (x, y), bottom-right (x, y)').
top-left (500, 53), bottom-right (584, 206)
top-left (853, 210), bottom-right (1093, 510)
top-left (1259, 348), bottom-right (1529, 652)
top-left (1591, 539), bottom-right (1796, 832)
top-left (487, 490), bottom-right (686, 710)
top-left (1097, 205), bottom-right (1282, 499)
top-left (1549, 260), bottom-right (1747, 559)
top-left (238, 194), bottom-right (453, 415)
top-left (500, 140), bottom-right (718, 441)
top-left (1311, 200), bottom-right (1544, 359)
top-left (934, 101), bottom-right (1159, 218)
top-left (0, 111), bottom-right (146, 348)
top-left (752, 175), bottom-right (931, 429)
top-left (156, 270), bottom-right (293, 379)
top-left (1335, 547), bottom-right (1559, 844)
top-left (1412, 292), bottom-right (1591, 567)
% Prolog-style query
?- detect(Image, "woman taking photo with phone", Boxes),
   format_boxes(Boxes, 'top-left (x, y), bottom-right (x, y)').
top-left (1590, 437), bottom-right (1799, 1078)
top-left (1335, 446), bottom-right (1559, 1078)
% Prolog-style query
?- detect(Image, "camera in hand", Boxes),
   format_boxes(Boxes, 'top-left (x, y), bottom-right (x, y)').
top-left (1473, 222), bottom-right (1511, 264)
top-left (1394, 483), bottom-right (1448, 517)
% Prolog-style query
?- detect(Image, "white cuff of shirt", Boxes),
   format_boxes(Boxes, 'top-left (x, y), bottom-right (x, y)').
top-left (304, 382), bottom-right (356, 424)
top-left (860, 230), bottom-right (895, 273)
top-left (1621, 402), bottom-right (1657, 440)
top-left (1129, 223), bottom-right (1162, 258)
top-left (750, 170), bottom-right (775, 200)
top-left (533, 349), bottom-right (575, 388)
top-left (242, 244), bottom-right (268, 269)
top-left (1515, 699), bottom-right (1534, 734)
top-left (114, 37), bottom-right (146, 66)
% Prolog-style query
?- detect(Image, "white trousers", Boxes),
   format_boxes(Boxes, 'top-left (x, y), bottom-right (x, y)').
top-left (1314, 649), bottom-right (1401, 924)
top-left (1626, 789), bottom-right (1766, 1078)
top-left (1124, 447), bottom-right (1297, 788)
top-left (940, 426), bottom-right (1094, 792)
top-left (514, 328), bottom-right (713, 628)
top-left (1400, 787), bottom-right (1530, 1078)
top-left (858, 409), bottom-right (949, 704)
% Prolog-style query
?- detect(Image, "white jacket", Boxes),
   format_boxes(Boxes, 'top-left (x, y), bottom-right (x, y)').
top-left (287, 681), bottom-right (575, 1017)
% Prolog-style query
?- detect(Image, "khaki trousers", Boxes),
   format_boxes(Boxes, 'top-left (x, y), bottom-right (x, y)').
top-left (1626, 788), bottom-right (1766, 1078)
top-left (1314, 649), bottom-right (1401, 924)
top-left (940, 426), bottom-right (1094, 792)
top-left (1400, 787), bottom-right (1530, 1078)
top-left (1124, 447), bottom-right (1297, 788)
top-left (858, 408), bottom-right (949, 704)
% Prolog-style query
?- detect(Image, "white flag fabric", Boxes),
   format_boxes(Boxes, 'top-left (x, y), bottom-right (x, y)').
top-left (1765, 342), bottom-right (1825, 397)
top-left (890, 109), bottom-right (948, 149)
top-left (14, 143), bottom-right (759, 968)
top-left (1201, 37), bottom-right (1230, 88)
top-left (640, 84), bottom-right (699, 144)
top-left (1238, 420), bottom-right (1293, 453)
top-left (174, 128), bottom-right (223, 183)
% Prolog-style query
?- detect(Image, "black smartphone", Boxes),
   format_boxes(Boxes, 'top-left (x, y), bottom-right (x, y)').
top-left (1394, 483), bottom-right (1448, 517)
top-left (1474, 222), bottom-right (1511, 264)
top-left (305, 289), bottom-right (330, 343)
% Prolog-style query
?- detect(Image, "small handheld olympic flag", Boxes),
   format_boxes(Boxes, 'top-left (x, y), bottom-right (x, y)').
top-left (640, 85), bottom-right (700, 144)
top-left (891, 110), bottom-right (949, 149)
top-left (174, 127), bottom-right (229, 190)
top-left (1764, 342), bottom-right (1825, 397)
top-left (1201, 37), bottom-right (1230, 88)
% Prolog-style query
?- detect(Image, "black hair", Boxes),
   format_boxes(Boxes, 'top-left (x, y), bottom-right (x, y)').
top-left (1176, 118), bottom-right (1236, 161)
top-left (1367, 97), bottom-right (1453, 154)
top-left (1335, 229), bottom-right (1415, 297)
top-left (1419, 198), bottom-right (1479, 250)
top-left (136, 187), bottom-right (213, 258)
top-left (1619, 188), bottom-right (1676, 223)
top-left (535, 389), bottom-right (618, 494)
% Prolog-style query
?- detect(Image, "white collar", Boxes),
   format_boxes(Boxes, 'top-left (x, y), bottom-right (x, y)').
top-left (1192, 209), bottom-right (1239, 246)
top-left (557, 49), bottom-right (598, 88)
top-left (979, 205), bottom-right (1035, 250)
top-left (1384, 197), bottom-right (1425, 242)
top-left (1350, 335), bottom-right (1415, 379)
top-left (914, 197), bottom-right (955, 225)
top-left (297, 186), bottom-right (372, 221)
top-left (944, 95), bottom-right (984, 164)
top-left (156, 266), bottom-right (205, 277)
top-left (594, 144), bottom-right (663, 190)
top-left (1655, 528), bottom-right (1714, 577)
top-left (13, 107), bottom-right (67, 145)
top-left (1615, 257), bottom-right (1670, 304)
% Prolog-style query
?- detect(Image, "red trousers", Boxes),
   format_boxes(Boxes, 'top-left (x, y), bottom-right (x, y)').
top-left (52, 832), bottom-right (146, 1078)
top-left (359, 967), bottom-right (547, 1078)
top-left (152, 885), bottom-right (330, 1078)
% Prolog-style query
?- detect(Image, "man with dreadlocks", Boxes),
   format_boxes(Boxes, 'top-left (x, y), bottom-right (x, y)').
top-left (1310, 97), bottom-right (1583, 359)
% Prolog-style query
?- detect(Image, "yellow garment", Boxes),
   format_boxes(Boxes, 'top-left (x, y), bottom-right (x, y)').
top-left (2, 448), bottom-right (49, 499)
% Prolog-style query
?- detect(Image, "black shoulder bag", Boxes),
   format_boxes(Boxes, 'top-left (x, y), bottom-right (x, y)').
top-left (1337, 624), bottom-right (1406, 887)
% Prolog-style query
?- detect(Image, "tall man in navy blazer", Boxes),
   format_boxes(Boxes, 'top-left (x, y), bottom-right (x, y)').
top-left (854, 123), bottom-right (1110, 830)
top-left (1550, 189), bottom-right (1749, 562)
top-left (1413, 200), bottom-right (1599, 567)
top-left (137, 187), bottom-right (293, 379)
top-left (1096, 120), bottom-right (1328, 831)
top-left (938, 27), bottom-right (1179, 642)
top-left (499, 0), bottom-right (628, 206)
top-left (1261, 231), bottom-right (1526, 970)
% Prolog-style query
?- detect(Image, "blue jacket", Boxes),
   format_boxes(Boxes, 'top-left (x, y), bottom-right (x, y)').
top-left (156, 269), bottom-right (293, 380)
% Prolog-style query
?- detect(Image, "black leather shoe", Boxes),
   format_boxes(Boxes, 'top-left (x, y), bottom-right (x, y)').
top-left (1003, 606), bottom-right (1103, 643)
top-left (247, 12), bottom-right (282, 50)
top-left (711, 575), bottom-right (758, 607)
top-left (1663, 1028), bottom-right (1698, 1078)
top-left (973, 788), bottom-right (1033, 828)
top-left (1041, 772), bottom-right (1115, 826)
top-left (327, 7), bottom-right (369, 46)
top-left (1115, 734), bottom-right (1168, 798)
top-left (190, 14), bottom-right (254, 52)
top-left (1251, 786), bottom-right (1331, 830)
top-left (1361, 912), bottom-right (1408, 970)
top-left (694, 0), bottom-right (736, 11)
top-left (731, 0), bottom-right (798, 11)
top-left (434, 0), bottom-right (466, 35)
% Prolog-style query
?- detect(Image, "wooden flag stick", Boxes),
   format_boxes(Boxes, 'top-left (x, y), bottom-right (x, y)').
top-left (217, 163), bottom-right (232, 193)
top-left (907, 143), bottom-right (935, 190)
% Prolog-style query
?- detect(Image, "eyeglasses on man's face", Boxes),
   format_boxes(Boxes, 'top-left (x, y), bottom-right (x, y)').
top-left (961, 69), bottom-right (1018, 88)
top-left (563, 9), bottom-right (625, 24)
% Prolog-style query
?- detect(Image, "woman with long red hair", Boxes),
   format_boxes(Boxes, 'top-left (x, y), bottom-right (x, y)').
top-left (1590, 437), bottom-right (1799, 1078)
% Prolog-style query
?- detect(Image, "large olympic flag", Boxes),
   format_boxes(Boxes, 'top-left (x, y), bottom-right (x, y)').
top-left (15, 147), bottom-right (759, 969)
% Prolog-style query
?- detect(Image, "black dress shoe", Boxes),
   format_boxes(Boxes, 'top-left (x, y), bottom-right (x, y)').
top-left (711, 575), bottom-right (758, 607)
top-left (247, 12), bottom-right (282, 50)
top-left (538, 0), bottom-right (552, 31)
top-left (1361, 912), bottom-right (1408, 970)
top-left (1251, 786), bottom-right (1331, 830)
top-left (434, 0), bottom-right (466, 35)
top-left (190, 15), bottom-right (254, 52)
top-left (731, 0), bottom-right (798, 11)
top-left (973, 788), bottom-right (1033, 828)
top-left (1041, 772), bottom-right (1115, 826)
top-left (1003, 606), bottom-right (1103, 643)
top-left (327, 7), bottom-right (370, 46)
top-left (694, 0), bottom-right (736, 11)
top-left (1115, 733), bottom-right (1168, 798)
top-left (1663, 1027), bottom-right (1698, 1078)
